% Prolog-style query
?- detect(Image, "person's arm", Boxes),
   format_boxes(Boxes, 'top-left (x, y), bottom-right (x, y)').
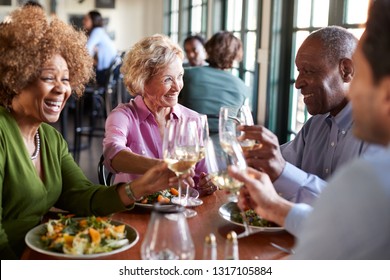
top-left (86, 28), bottom-right (101, 56)
top-left (0, 138), bottom-right (18, 259)
top-left (292, 156), bottom-right (390, 259)
top-left (273, 162), bottom-right (326, 205)
top-left (110, 149), bottom-right (162, 175)
top-left (103, 106), bottom-right (162, 175)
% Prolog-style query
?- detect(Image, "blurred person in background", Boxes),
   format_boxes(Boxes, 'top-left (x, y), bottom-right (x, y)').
top-left (179, 31), bottom-right (249, 133)
top-left (183, 34), bottom-right (207, 67)
top-left (82, 10), bottom-right (117, 86)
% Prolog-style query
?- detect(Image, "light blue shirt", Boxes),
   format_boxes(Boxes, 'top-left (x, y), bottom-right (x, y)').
top-left (292, 146), bottom-right (390, 259)
top-left (87, 27), bottom-right (117, 71)
top-left (275, 103), bottom-right (380, 206)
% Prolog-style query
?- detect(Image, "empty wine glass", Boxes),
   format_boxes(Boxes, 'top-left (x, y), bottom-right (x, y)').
top-left (163, 118), bottom-right (200, 218)
top-left (141, 204), bottom-right (195, 260)
top-left (204, 137), bottom-right (253, 236)
top-left (219, 105), bottom-right (256, 153)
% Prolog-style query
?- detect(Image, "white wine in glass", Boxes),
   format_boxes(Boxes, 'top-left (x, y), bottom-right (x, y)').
top-left (205, 137), bottom-right (253, 236)
top-left (163, 118), bottom-right (200, 218)
top-left (219, 105), bottom-right (256, 153)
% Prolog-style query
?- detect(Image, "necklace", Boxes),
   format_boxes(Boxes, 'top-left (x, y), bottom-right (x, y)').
top-left (31, 131), bottom-right (40, 160)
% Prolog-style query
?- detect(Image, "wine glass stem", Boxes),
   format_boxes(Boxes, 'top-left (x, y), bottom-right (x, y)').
top-left (177, 174), bottom-right (183, 206)
top-left (240, 210), bottom-right (252, 236)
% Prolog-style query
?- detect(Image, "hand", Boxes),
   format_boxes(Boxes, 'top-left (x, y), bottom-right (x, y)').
top-left (237, 125), bottom-right (286, 181)
top-left (134, 162), bottom-right (177, 195)
top-left (228, 166), bottom-right (293, 227)
top-left (196, 172), bottom-right (217, 197)
top-left (177, 167), bottom-right (196, 188)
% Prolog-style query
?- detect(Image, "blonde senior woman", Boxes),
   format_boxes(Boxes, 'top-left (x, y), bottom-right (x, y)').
top-left (103, 34), bottom-right (216, 196)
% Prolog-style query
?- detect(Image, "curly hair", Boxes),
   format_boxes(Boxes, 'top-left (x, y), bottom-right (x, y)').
top-left (121, 34), bottom-right (184, 96)
top-left (0, 6), bottom-right (94, 108)
top-left (205, 31), bottom-right (243, 70)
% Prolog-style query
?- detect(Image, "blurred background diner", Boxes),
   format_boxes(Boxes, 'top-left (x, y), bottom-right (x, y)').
top-left (0, 0), bottom-right (372, 184)
top-left (183, 34), bottom-right (207, 67)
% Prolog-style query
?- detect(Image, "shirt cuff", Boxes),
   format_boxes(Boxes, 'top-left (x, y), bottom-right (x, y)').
top-left (284, 203), bottom-right (313, 237)
top-left (273, 162), bottom-right (308, 200)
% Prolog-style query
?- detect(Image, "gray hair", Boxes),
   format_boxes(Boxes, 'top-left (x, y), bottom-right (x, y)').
top-left (121, 34), bottom-right (184, 96)
top-left (308, 26), bottom-right (358, 65)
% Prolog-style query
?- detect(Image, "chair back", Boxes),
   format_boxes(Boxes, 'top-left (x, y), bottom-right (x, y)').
top-left (97, 155), bottom-right (115, 186)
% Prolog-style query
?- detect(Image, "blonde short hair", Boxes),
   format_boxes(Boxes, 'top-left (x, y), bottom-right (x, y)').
top-left (121, 34), bottom-right (184, 96)
top-left (0, 6), bottom-right (94, 107)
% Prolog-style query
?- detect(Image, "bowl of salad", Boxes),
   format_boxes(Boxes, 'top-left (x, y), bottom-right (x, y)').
top-left (25, 215), bottom-right (138, 259)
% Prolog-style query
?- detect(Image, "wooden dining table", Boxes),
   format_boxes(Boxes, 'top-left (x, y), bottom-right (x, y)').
top-left (21, 190), bottom-right (295, 260)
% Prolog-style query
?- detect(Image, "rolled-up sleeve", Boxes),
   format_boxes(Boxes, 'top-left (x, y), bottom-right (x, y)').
top-left (103, 106), bottom-right (133, 172)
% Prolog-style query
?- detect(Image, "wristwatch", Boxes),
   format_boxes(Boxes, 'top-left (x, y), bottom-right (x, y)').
top-left (124, 182), bottom-right (144, 201)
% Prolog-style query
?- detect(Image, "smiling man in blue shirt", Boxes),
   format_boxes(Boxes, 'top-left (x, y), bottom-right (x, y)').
top-left (239, 26), bottom-right (382, 236)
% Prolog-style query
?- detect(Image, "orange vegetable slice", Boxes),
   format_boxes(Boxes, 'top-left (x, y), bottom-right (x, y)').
top-left (170, 187), bottom-right (179, 196)
top-left (157, 194), bottom-right (170, 204)
top-left (89, 227), bottom-right (101, 244)
top-left (114, 224), bottom-right (125, 233)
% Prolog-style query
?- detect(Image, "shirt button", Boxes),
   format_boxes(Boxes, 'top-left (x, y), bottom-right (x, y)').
top-left (325, 168), bottom-right (329, 174)
top-left (341, 130), bottom-right (346, 135)
top-left (141, 150), bottom-right (146, 155)
top-left (330, 142), bottom-right (335, 147)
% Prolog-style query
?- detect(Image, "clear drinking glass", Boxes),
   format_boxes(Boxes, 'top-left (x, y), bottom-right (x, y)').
top-left (198, 114), bottom-right (209, 161)
top-left (163, 118), bottom-right (200, 218)
top-left (141, 204), bottom-right (195, 260)
top-left (219, 105), bottom-right (256, 153)
top-left (204, 137), bottom-right (253, 236)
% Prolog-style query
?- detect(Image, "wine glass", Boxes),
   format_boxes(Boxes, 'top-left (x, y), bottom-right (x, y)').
top-left (204, 136), bottom-right (253, 236)
top-left (219, 105), bottom-right (256, 153)
top-left (197, 114), bottom-right (209, 160)
top-left (163, 118), bottom-right (200, 218)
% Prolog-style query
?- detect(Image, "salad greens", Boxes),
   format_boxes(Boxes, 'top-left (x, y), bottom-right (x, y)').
top-left (40, 215), bottom-right (129, 255)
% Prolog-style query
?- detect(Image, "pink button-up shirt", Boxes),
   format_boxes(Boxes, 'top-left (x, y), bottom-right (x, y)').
top-left (103, 95), bottom-right (207, 185)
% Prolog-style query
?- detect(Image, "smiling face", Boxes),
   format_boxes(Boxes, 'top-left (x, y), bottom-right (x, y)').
top-left (184, 38), bottom-right (206, 67)
top-left (295, 37), bottom-right (349, 116)
top-left (348, 36), bottom-right (390, 145)
top-left (12, 54), bottom-right (72, 124)
top-left (143, 55), bottom-right (184, 112)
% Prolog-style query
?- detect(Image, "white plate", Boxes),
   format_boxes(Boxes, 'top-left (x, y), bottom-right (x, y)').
top-left (218, 202), bottom-right (284, 232)
top-left (25, 219), bottom-right (139, 259)
top-left (135, 188), bottom-right (200, 209)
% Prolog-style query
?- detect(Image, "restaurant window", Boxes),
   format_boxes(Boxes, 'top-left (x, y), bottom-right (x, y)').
top-left (285, 0), bottom-right (370, 141)
top-left (163, 0), bottom-right (180, 43)
top-left (164, 0), bottom-right (208, 45)
top-left (225, 0), bottom-right (260, 119)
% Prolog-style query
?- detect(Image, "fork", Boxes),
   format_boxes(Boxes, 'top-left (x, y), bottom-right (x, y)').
top-left (270, 242), bottom-right (295, 254)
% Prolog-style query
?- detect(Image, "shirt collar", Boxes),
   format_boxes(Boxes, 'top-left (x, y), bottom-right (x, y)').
top-left (325, 102), bottom-right (353, 130)
top-left (333, 102), bottom-right (353, 130)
